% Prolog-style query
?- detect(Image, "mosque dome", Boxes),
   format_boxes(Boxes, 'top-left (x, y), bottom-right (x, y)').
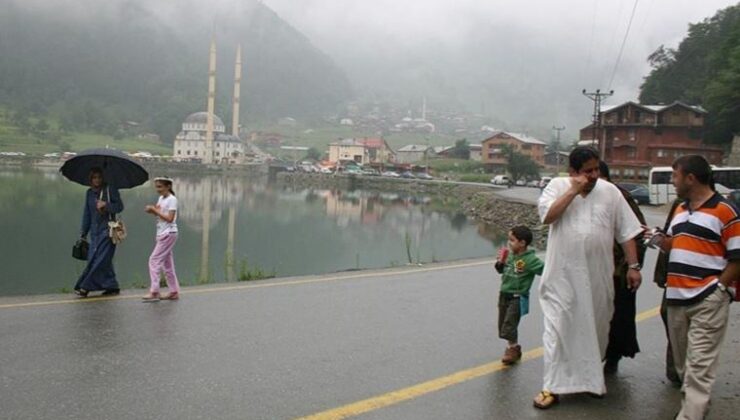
top-left (184, 112), bottom-right (224, 126)
top-left (183, 112), bottom-right (226, 133)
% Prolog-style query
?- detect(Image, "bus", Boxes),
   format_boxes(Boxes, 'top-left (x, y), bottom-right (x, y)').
top-left (648, 166), bottom-right (740, 205)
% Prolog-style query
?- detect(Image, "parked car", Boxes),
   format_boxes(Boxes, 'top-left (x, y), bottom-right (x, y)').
top-left (345, 167), bottom-right (362, 175)
top-left (539, 177), bottom-right (553, 189)
top-left (416, 172), bottom-right (434, 180)
top-left (491, 175), bottom-right (511, 186)
top-left (527, 179), bottom-right (540, 188)
top-left (618, 183), bottom-right (650, 205)
top-left (319, 167), bottom-right (333, 174)
top-left (400, 171), bottom-right (416, 179)
top-left (382, 171), bottom-right (400, 178)
top-left (43, 152), bottom-right (60, 158)
top-left (515, 179), bottom-right (527, 187)
top-left (362, 168), bottom-right (380, 176)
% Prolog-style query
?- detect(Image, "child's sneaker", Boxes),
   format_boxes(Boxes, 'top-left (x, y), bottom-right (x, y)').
top-left (502, 345), bottom-right (522, 365)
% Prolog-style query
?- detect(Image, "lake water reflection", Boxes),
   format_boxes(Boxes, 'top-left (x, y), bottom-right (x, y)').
top-left (0, 168), bottom-right (504, 296)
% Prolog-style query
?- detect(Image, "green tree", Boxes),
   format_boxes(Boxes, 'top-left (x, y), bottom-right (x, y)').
top-left (639, 4), bottom-right (740, 144)
top-left (305, 147), bottom-right (323, 161)
top-left (501, 144), bottom-right (540, 182)
top-left (450, 139), bottom-right (471, 160)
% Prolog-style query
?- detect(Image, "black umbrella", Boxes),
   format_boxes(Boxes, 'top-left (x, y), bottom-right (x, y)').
top-left (60, 148), bottom-right (149, 189)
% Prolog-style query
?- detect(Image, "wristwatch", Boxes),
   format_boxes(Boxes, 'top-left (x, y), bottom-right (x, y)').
top-left (628, 263), bottom-right (642, 271)
top-left (717, 282), bottom-right (735, 301)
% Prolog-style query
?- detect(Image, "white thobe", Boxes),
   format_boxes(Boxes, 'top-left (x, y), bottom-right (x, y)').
top-left (537, 177), bottom-right (642, 395)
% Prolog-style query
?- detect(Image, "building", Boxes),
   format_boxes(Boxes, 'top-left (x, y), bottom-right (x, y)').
top-left (173, 41), bottom-right (245, 164)
top-left (328, 138), bottom-right (395, 166)
top-left (396, 144), bottom-right (434, 164)
top-left (173, 113), bottom-right (245, 163)
top-left (469, 144), bottom-right (482, 161)
top-left (481, 132), bottom-right (546, 168)
top-left (544, 151), bottom-right (569, 167)
top-left (579, 101), bottom-right (724, 181)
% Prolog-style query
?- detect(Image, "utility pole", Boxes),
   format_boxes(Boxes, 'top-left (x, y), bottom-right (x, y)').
top-left (582, 89), bottom-right (613, 158)
top-left (552, 125), bottom-right (565, 175)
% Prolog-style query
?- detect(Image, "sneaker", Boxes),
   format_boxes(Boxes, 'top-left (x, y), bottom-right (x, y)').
top-left (142, 292), bottom-right (160, 302)
top-left (161, 292), bottom-right (179, 301)
top-left (502, 345), bottom-right (522, 365)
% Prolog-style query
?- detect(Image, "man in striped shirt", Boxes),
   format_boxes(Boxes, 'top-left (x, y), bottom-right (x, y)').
top-left (656, 155), bottom-right (738, 420)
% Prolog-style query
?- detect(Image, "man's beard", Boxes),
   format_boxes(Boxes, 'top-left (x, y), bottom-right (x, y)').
top-left (675, 185), bottom-right (688, 198)
top-left (583, 180), bottom-right (597, 194)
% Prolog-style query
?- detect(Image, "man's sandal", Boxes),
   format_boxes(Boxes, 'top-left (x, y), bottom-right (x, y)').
top-left (533, 391), bottom-right (559, 409)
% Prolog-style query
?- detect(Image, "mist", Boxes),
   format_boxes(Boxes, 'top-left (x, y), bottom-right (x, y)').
top-left (2, 0), bottom-right (738, 142)
top-left (264, 0), bottom-right (739, 140)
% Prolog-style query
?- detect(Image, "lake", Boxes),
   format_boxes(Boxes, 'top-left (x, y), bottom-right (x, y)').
top-left (0, 167), bottom-right (503, 296)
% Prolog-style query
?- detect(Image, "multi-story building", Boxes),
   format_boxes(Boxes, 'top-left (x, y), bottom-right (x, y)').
top-left (481, 132), bottom-right (546, 169)
top-left (328, 138), bottom-right (395, 166)
top-left (580, 101), bottom-right (724, 181)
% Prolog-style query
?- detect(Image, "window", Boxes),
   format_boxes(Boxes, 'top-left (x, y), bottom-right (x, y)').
top-left (194, 151), bottom-right (198, 156)
top-left (187, 150), bottom-right (191, 156)
top-left (177, 150), bottom-right (181, 155)
top-left (657, 149), bottom-right (667, 158)
top-left (634, 111), bottom-right (641, 122)
top-left (626, 149), bottom-right (636, 159)
top-left (651, 171), bottom-right (671, 184)
top-left (628, 129), bottom-right (636, 141)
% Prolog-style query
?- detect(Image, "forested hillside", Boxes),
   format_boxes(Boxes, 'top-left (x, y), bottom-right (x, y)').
top-left (0, 0), bottom-right (351, 146)
top-left (640, 3), bottom-right (740, 144)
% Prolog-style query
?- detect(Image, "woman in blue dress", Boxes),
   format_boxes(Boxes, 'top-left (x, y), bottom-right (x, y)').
top-left (74, 168), bottom-right (124, 297)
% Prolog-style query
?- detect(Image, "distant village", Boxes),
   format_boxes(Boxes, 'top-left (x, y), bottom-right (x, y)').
top-left (153, 38), bottom-right (735, 184)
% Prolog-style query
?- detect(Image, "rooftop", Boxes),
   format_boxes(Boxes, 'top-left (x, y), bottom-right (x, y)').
top-left (600, 101), bottom-right (707, 114)
top-left (397, 144), bottom-right (431, 152)
top-left (484, 131), bottom-right (547, 146)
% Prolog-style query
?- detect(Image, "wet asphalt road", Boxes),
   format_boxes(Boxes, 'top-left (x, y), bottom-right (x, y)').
top-left (2, 255), bottom-right (739, 420)
top-left (1, 190), bottom-right (739, 420)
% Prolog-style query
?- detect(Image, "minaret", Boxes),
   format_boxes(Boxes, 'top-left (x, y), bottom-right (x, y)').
top-left (422, 96), bottom-right (427, 121)
top-left (205, 39), bottom-right (217, 165)
top-left (232, 44), bottom-right (242, 137)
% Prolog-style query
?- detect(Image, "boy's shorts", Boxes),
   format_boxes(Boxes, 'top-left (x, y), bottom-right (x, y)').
top-left (498, 292), bottom-right (521, 342)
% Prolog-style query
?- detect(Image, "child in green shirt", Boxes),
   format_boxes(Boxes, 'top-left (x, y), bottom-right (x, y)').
top-left (494, 225), bottom-right (544, 365)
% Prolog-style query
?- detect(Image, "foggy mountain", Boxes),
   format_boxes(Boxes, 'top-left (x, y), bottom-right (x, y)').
top-left (265, 0), bottom-right (740, 142)
top-left (0, 0), bottom-right (352, 141)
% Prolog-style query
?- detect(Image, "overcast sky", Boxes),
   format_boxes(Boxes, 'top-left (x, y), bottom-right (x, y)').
top-left (264, 0), bottom-right (738, 105)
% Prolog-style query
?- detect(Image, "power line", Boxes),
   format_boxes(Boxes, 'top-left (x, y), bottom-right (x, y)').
top-left (608, 0), bottom-right (641, 91)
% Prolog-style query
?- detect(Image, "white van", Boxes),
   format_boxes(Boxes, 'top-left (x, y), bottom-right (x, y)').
top-left (491, 175), bottom-right (510, 185)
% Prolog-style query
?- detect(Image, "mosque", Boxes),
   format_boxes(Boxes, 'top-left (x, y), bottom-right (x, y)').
top-left (173, 41), bottom-right (245, 164)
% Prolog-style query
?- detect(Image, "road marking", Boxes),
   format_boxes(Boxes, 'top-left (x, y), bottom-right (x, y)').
top-left (296, 306), bottom-right (661, 420)
top-left (0, 260), bottom-right (491, 310)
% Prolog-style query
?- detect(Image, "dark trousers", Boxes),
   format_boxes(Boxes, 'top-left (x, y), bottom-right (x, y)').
top-left (498, 293), bottom-right (521, 343)
top-left (605, 277), bottom-right (640, 360)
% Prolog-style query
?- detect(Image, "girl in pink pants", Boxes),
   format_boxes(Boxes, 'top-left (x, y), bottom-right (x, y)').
top-left (142, 177), bottom-right (180, 302)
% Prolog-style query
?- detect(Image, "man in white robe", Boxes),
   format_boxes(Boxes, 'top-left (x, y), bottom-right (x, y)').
top-left (533, 147), bottom-right (643, 409)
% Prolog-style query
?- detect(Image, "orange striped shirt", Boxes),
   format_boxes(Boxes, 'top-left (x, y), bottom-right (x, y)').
top-left (666, 193), bottom-right (740, 305)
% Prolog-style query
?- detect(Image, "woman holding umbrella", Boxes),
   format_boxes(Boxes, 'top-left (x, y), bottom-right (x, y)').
top-left (61, 148), bottom-right (149, 298)
top-left (74, 168), bottom-right (124, 297)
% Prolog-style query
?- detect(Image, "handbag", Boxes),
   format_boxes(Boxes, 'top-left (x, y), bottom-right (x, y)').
top-left (72, 238), bottom-right (89, 260)
top-left (101, 187), bottom-right (127, 245)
